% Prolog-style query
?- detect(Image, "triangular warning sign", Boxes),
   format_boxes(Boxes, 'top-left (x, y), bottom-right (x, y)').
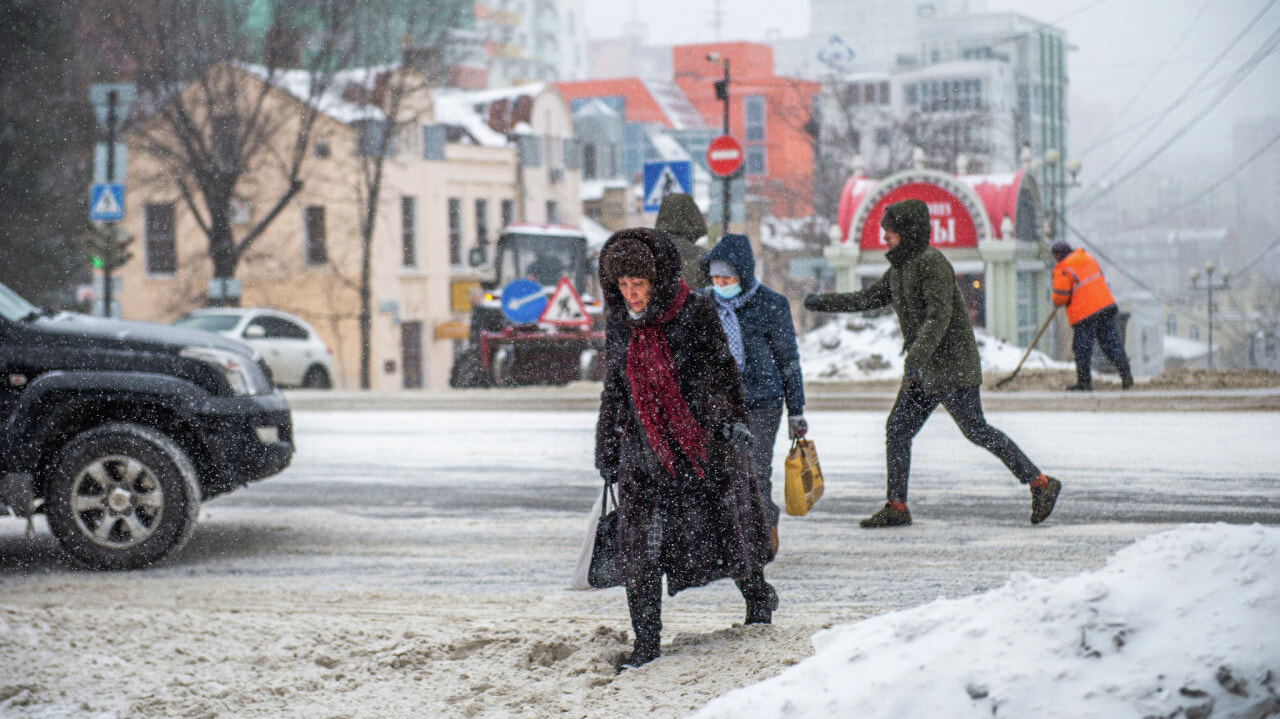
top-left (645, 165), bottom-right (685, 209)
top-left (538, 277), bottom-right (592, 327)
top-left (93, 187), bottom-right (122, 217)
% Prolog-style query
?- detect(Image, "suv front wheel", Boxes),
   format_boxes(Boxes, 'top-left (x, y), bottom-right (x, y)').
top-left (44, 423), bottom-right (202, 570)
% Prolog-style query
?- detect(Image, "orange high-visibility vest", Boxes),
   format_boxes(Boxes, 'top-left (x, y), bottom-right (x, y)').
top-left (1052, 248), bottom-right (1116, 325)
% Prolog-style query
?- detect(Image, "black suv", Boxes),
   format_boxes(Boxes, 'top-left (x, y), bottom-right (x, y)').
top-left (0, 281), bottom-right (293, 569)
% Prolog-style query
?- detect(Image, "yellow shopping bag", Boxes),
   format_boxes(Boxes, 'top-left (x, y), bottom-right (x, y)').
top-left (784, 438), bottom-right (825, 516)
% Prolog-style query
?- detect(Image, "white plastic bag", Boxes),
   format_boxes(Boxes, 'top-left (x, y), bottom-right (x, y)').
top-left (569, 491), bottom-right (604, 590)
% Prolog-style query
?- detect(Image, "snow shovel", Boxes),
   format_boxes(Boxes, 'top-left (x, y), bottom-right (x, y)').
top-left (995, 307), bottom-right (1059, 389)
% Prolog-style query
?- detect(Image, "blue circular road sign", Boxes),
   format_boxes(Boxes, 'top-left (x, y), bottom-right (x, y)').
top-left (500, 279), bottom-right (547, 324)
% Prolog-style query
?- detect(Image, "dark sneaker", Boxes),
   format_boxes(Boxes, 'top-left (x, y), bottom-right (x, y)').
top-left (1121, 373), bottom-right (1135, 390)
top-left (1030, 477), bottom-right (1062, 525)
top-left (617, 642), bottom-right (660, 672)
top-left (1066, 383), bottom-right (1092, 392)
top-left (745, 583), bottom-right (779, 625)
top-left (860, 503), bottom-right (912, 528)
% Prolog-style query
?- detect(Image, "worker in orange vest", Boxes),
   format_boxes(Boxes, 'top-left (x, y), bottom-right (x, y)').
top-left (1051, 240), bottom-right (1134, 391)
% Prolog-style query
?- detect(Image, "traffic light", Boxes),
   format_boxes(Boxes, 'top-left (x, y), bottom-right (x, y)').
top-left (714, 80), bottom-right (728, 101)
top-left (91, 256), bottom-right (104, 269)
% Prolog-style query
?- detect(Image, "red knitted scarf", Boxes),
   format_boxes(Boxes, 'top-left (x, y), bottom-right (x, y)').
top-left (625, 279), bottom-right (707, 479)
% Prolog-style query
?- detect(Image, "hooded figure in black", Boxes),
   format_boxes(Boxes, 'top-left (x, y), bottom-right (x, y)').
top-left (595, 227), bottom-right (775, 670)
top-left (804, 199), bottom-right (1062, 528)
top-left (699, 233), bottom-right (806, 537)
top-left (653, 193), bottom-right (711, 290)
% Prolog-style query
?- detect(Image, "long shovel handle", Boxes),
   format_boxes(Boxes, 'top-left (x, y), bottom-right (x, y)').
top-left (995, 306), bottom-right (1059, 388)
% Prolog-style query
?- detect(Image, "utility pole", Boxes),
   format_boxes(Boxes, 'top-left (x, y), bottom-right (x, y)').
top-left (103, 90), bottom-right (118, 318)
top-left (709, 53), bottom-right (731, 237)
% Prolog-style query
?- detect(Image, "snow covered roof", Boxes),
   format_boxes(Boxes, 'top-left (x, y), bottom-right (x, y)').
top-left (759, 216), bottom-right (815, 252)
top-left (579, 178), bottom-right (629, 202)
top-left (430, 92), bottom-right (509, 148)
top-left (1164, 334), bottom-right (1209, 359)
top-left (578, 216), bottom-right (613, 250)
top-left (646, 127), bottom-right (691, 162)
top-left (642, 80), bottom-right (708, 130)
top-left (239, 63), bottom-right (391, 124)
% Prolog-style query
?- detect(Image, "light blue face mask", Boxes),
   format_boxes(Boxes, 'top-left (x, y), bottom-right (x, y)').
top-left (713, 282), bottom-right (742, 299)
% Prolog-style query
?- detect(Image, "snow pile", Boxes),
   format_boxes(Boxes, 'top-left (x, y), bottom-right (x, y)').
top-left (799, 313), bottom-right (1070, 382)
top-left (693, 524), bottom-right (1280, 719)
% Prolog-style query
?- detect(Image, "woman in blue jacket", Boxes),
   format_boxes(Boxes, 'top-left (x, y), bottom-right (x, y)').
top-left (700, 234), bottom-right (806, 545)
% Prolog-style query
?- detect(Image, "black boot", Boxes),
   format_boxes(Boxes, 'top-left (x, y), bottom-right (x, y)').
top-left (620, 578), bottom-right (662, 671)
top-left (1066, 382), bottom-right (1092, 392)
top-left (737, 569), bottom-right (779, 625)
top-left (1118, 360), bottom-right (1135, 390)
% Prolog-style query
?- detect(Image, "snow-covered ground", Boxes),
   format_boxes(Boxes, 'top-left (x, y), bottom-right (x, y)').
top-left (799, 313), bottom-right (1072, 382)
top-left (695, 523), bottom-right (1280, 718)
top-left (1, 409), bottom-right (1277, 718)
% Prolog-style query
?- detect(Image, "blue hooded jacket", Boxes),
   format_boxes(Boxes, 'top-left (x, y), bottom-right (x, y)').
top-left (700, 234), bottom-right (805, 414)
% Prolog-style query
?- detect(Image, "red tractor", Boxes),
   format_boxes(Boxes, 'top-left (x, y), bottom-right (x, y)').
top-left (450, 224), bottom-right (606, 387)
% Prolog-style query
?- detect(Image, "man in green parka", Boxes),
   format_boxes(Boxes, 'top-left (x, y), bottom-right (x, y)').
top-left (804, 199), bottom-right (1062, 527)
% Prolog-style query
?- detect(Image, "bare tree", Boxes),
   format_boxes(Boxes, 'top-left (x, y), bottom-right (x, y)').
top-left (107, 0), bottom-right (360, 305)
top-left (338, 3), bottom-right (468, 388)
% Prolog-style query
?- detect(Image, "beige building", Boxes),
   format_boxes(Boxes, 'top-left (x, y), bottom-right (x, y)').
top-left (117, 65), bottom-right (580, 390)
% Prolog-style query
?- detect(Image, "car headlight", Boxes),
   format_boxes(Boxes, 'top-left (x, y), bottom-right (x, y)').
top-left (181, 347), bottom-right (258, 395)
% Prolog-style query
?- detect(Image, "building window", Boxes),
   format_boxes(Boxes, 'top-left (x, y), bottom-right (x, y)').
top-left (875, 127), bottom-right (892, 147)
top-left (304, 206), bottom-right (326, 266)
top-left (501, 198), bottom-right (515, 229)
top-left (1167, 314), bottom-right (1177, 335)
top-left (878, 81), bottom-right (889, 105)
top-left (746, 145), bottom-right (766, 176)
top-left (744, 95), bottom-right (766, 142)
top-left (1189, 325), bottom-right (1200, 341)
top-left (144, 203), bottom-right (176, 275)
top-left (448, 198), bottom-right (463, 266)
top-left (475, 198), bottom-right (489, 262)
top-left (583, 143), bottom-right (597, 179)
top-left (546, 200), bottom-right (559, 224)
top-left (401, 196), bottom-right (417, 267)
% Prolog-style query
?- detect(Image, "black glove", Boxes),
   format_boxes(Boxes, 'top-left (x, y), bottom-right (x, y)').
top-left (600, 467), bottom-right (618, 485)
top-left (803, 294), bottom-right (823, 311)
top-left (788, 414), bottom-right (808, 440)
top-left (904, 363), bottom-right (924, 386)
top-left (722, 421), bottom-right (753, 449)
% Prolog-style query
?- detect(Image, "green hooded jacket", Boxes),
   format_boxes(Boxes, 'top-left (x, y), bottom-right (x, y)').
top-left (804, 199), bottom-right (982, 391)
top-left (654, 193), bottom-right (710, 290)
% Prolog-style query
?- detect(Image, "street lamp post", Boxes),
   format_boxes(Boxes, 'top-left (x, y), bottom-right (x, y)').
top-left (1036, 146), bottom-right (1082, 241)
top-left (707, 52), bottom-right (731, 237)
top-left (1190, 262), bottom-right (1230, 370)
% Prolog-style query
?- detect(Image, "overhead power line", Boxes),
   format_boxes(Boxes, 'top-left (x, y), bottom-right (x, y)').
top-left (1072, 21), bottom-right (1280, 212)
top-left (1106, 127), bottom-right (1280, 235)
top-left (1084, 0), bottom-right (1279, 193)
top-left (1064, 219), bottom-right (1170, 303)
top-left (1079, 0), bottom-right (1215, 157)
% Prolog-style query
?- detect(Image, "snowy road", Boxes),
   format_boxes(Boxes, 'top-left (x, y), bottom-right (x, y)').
top-left (2, 409), bottom-right (1278, 718)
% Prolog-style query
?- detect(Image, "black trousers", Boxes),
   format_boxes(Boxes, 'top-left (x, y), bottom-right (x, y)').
top-left (885, 381), bottom-right (1040, 504)
top-left (1072, 305), bottom-right (1131, 387)
top-left (746, 406), bottom-right (784, 528)
top-left (624, 511), bottom-right (771, 648)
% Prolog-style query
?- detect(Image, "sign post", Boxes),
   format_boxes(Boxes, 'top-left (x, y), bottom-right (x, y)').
top-left (89, 83), bottom-right (135, 318)
top-left (705, 134), bottom-right (743, 238)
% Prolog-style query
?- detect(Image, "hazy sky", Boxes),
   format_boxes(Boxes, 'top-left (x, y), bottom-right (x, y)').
top-left (585, 0), bottom-right (1280, 180)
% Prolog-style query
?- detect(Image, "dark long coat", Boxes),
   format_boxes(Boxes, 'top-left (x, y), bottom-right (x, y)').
top-left (595, 228), bottom-right (773, 595)
top-left (805, 199), bottom-right (983, 392)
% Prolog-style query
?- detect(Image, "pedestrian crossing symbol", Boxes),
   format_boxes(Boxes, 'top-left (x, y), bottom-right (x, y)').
top-left (90, 183), bottom-right (125, 222)
top-left (538, 277), bottom-right (592, 328)
top-left (642, 160), bottom-right (692, 212)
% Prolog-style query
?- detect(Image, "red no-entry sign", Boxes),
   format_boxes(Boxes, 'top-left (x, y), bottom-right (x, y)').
top-left (706, 135), bottom-right (744, 177)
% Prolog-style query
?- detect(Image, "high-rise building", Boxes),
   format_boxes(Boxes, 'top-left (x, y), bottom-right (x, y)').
top-left (476, 0), bottom-right (590, 86)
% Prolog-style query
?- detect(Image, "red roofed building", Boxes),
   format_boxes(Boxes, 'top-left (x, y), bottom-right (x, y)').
top-left (674, 42), bottom-right (821, 218)
top-left (556, 42), bottom-right (820, 220)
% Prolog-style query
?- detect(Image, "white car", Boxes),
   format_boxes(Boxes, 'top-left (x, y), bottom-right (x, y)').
top-left (175, 308), bottom-right (335, 389)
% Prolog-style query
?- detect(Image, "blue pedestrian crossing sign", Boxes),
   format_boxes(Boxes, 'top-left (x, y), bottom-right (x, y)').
top-left (90, 183), bottom-right (125, 222)
top-left (642, 160), bottom-right (692, 212)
